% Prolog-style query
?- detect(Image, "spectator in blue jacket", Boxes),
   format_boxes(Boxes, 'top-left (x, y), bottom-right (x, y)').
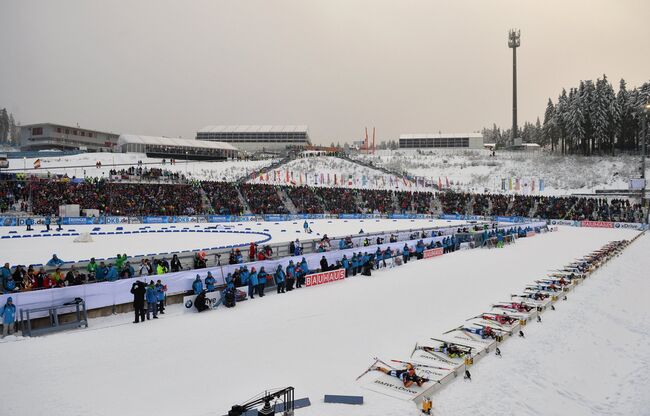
top-left (342, 255), bottom-right (350, 277)
top-left (350, 254), bottom-right (358, 276)
top-left (192, 275), bottom-right (203, 295)
top-left (375, 248), bottom-right (383, 269)
top-left (1, 297), bottom-right (16, 337)
top-left (56, 216), bottom-right (63, 231)
top-left (293, 241), bottom-right (301, 256)
top-left (121, 261), bottom-right (135, 279)
top-left (248, 267), bottom-right (258, 299)
top-left (1, 263), bottom-right (11, 293)
top-left (95, 261), bottom-right (108, 282)
top-left (339, 239), bottom-right (346, 250)
top-left (300, 258), bottom-right (309, 275)
top-left (46, 254), bottom-right (64, 267)
top-left (402, 244), bottom-right (410, 263)
top-left (303, 220), bottom-right (309, 232)
top-left (145, 280), bottom-right (158, 320)
top-left (225, 273), bottom-right (235, 291)
top-left (26, 217), bottom-right (34, 231)
top-left (239, 266), bottom-right (249, 287)
top-left (274, 265), bottom-right (286, 293)
top-left (155, 280), bottom-right (166, 314)
top-left (205, 272), bottom-right (216, 292)
top-left (106, 264), bottom-right (119, 282)
top-left (257, 266), bottom-right (268, 297)
top-left (415, 240), bottom-right (425, 259)
top-left (285, 261), bottom-right (295, 291)
top-left (44, 216), bottom-right (51, 231)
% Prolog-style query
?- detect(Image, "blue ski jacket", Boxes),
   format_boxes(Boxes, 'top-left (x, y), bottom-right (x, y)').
top-left (0, 300), bottom-right (16, 324)
top-left (205, 275), bottom-right (216, 291)
top-left (192, 277), bottom-right (203, 294)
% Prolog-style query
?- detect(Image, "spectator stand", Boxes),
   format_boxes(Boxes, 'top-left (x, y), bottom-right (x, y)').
top-left (20, 299), bottom-right (88, 337)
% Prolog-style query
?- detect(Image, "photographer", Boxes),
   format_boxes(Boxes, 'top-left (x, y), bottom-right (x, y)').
top-left (130, 280), bottom-right (146, 323)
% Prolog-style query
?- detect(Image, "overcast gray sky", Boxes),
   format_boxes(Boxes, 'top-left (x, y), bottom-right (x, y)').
top-left (1, 0), bottom-right (649, 144)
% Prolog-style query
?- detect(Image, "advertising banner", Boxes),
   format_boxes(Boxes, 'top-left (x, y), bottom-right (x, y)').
top-left (548, 219), bottom-right (578, 226)
top-left (305, 269), bottom-right (345, 287)
top-left (62, 217), bottom-right (102, 225)
top-left (143, 216), bottom-right (173, 224)
top-left (439, 214), bottom-right (461, 220)
top-left (0, 217), bottom-right (17, 227)
top-left (182, 291), bottom-right (222, 313)
top-left (423, 247), bottom-right (444, 259)
top-left (580, 220), bottom-right (614, 229)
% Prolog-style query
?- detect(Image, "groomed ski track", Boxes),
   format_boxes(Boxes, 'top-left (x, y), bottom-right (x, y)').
top-left (1, 226), bottom-right (646, 416)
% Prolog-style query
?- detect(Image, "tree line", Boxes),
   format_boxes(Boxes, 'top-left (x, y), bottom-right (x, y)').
top-left (0, 107), bottom-right (20, 147)
top-left (482, 76), bottom-right (650, 155)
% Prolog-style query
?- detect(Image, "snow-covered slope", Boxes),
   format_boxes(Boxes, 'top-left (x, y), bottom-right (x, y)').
top-left (356, 150), bottom-right (647, 195)
top-left (247, 156), bottom-right (413, 190)
top-left (1, 226), bottom-right (643, 416)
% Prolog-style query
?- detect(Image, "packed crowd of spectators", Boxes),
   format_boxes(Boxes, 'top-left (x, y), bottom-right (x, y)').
top-left (201, 181), bottom-right (243, 215)
top-left (0, 178), bottom-right (29, 213)
top-left (30, 179), bottom-right (203, 216)
top-left (1, 174), bottom-right (645, 222)
top-left (359, 189), bottom-right (394, 214)
top-left (240, 184), bottom-right (289, 214)
top-left (284, 186), bottom-right (323, 213)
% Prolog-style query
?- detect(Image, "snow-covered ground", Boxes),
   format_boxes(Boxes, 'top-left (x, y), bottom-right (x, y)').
top-left (1, 226), bottom-right (644, 416)
top-left (355, 150), bottom-right (648, 195)
top-left (435, 231), bottom-right (650, 416)
top-left (7, 152), bottom-right (275, 182)
top-left (0, 218), bottom-right (463, 266)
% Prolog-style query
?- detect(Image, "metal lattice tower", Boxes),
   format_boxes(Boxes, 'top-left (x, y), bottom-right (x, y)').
top-left (508, 29), bottom-right (521, 145)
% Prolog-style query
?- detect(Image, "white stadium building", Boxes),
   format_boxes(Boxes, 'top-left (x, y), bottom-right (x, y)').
top-left (118, 134), bottom-right (238, 160)
top-left (399, 133), bottom-right (483, 149)
top-left (196, 125), bottom-right (311, 153)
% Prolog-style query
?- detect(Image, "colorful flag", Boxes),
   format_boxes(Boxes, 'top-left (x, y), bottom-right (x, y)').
top-left (540, 179), bottom-right (545, 192)
top-left (439, 177), bottom-right (443, 189)
top-left (445, 177), bottom-right (449, 187)
top-left (501, 178), bottom-right (506, 191)
top-left (515, 178), bottom-right (520, 191)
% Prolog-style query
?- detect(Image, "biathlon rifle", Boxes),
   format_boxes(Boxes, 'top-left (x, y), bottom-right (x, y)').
top-left (430, 337), bottom-right (475, 352)
top-left (390, 359), bottom-right (450, 372)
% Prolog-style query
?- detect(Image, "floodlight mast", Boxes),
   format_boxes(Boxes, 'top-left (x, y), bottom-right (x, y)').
top-left (508, 29), bottom-right (521, 145)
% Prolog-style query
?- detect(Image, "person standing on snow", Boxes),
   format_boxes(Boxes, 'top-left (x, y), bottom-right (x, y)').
top-left (257, 267), bottom-right (268, 297)
top-left (155, 280), bottom-right (166, 314)
top-left (0, 297), bottom-right (17, 337)
top-left (145, 280), bottom-right (158, 320)
top-left (130, 280), bottom-right (146, 323)
top-left (248, 267), bottom-right (258, 299)
top-left (274, 265), bottom-right (286, 293)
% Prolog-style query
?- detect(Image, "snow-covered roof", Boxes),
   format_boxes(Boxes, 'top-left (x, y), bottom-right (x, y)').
top-left (400, 133), bottom-right (483, 139)
top-left (118, 134), bottom-right (237, 151)
top-left (198, 125), bottom-right (309, 134)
